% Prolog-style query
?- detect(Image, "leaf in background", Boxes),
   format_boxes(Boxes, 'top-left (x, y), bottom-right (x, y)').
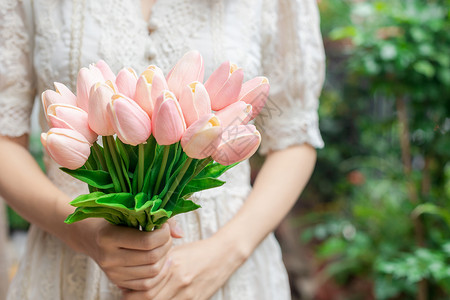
top-left (412, 203), bottom-right (450, 227)
top-left (61, 168), bottom-right (114, 190)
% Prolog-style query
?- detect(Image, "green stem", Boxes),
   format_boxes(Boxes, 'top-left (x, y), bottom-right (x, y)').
top-left (84, 160), bottom-right (93, 170)
top-left (138, 144), bottom-right (144, 193)
top-left (92, 142), bottom-right (107, 171)
top-left (192, 157), bottom-right (213, 179)
top-left (153, 145), bottom-right (170, 195)
top-left (106, 136), bottom-right (127, 192)
top-left (161, 157), bottom-right (193, 208)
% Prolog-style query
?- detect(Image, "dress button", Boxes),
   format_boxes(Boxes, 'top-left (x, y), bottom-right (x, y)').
top-left (147, 19), bottom-right (158, 33)
top-left (146, 47), bottom-right (157, 60)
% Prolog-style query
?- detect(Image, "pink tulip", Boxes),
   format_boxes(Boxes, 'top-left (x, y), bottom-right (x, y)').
top-left (212, 125), bottom-right (261, 165)
top-left (179, 81), bottom-right (211, 127)
top-left (181, 114), bottom-right (222, 159)
top-left (88, 82), bottom-right (116, 136)
top-left (41, 128), bottom-right (91, 170)
top-left (107, 94), bottom-right (151, 146)
top-left (115, 67), bottom-right (138, 99)
top-left (95, 60), bottom-right (116, 83)
top-left (152, 91), bottom-right (186, 145)
top-left (76, 64), bottom-right (105, 111)
top-left (215, 101), bottom-right (252, 127)
top-left (204, 61), bottom-right (244, 111)
top-left (41, 82), bottom-right (77, 116)
top-left (238, 77), bottom-right (270, 119)
top-left (46, 104), bottom-right (97, 144)
top-left (135, 65), bottom-right (168, 117)
top-left (166, 50), bottom-right (204, 99)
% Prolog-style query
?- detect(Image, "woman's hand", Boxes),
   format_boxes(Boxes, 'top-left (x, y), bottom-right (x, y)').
top-left (121, 234), bottom-right (246, 300)
top-left (70, 219), bottom-right (179, 291)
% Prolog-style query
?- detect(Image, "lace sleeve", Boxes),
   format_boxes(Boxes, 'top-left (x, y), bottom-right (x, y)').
top-left (0, 0), bottom-right (36, 137)
top-left (256, 0), bottom-right (325, 155)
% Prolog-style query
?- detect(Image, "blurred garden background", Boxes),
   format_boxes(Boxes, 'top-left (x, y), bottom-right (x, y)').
top-left (2, 0), bottom-right (449, 299)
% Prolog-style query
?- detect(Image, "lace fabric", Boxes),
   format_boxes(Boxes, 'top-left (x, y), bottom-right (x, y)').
top-left (2, 0), bottom-right (324, 299)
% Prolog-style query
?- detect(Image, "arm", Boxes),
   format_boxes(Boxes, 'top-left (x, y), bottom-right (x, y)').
top-left (123, 143), bottom-right (316, 300)
top-left (0, 135), bottom-right (174, 290)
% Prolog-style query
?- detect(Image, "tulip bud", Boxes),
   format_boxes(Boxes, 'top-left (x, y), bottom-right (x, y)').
top-left (166, 50), bottom-right (204, 99)
top-left (95, 60), bottom-right (116, 83)
top-left (107, 94), bottom-right (152, 146)
top-left (41, 82), bottom-right (77, 116)
top-left (179, 81), bottom-right (211, 127)
top-left (76, 64), bottom-right (105, 111)
top-left (204, 61), bottom-right (244, 111)
top-left (115, 67), bottom-right (138, 99)
top-left (135, 65), bottom-right (168, 117)
top-left (152, 91), bottom-right (186, 145)
top-left (46, 104), bottom-right (98, 144)
top-left (215, 101), bottom-right (252, 127)
top-left (88, 82), bottom-right (116, 136)
top-left (181, 114), bottom-right (222, 159)
top-left (41, 128), bottom-right (91, 170)
top-left (238, 77), bottom-right (270, 119)
top-left (212, 125), bottom-right (261, 165)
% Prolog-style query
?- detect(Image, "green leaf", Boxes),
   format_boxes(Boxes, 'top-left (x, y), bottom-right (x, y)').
top-left (171, 197), bottom-right (201, 217)
top-left (413, 60), bottom-right (435, 78)
top-left (60, 168), bottom-right (114, 190)
top-left (69, 191), bottom-right (105, 207)
top-left (412, 203), bottom-right (450, 227)
top-left (180, 178), bottom-right (225, 198)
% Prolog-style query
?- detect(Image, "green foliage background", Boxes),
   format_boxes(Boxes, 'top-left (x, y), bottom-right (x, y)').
top-left (302, 0), bottom-right (450, 299)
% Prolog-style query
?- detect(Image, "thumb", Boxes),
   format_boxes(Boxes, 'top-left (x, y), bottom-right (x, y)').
top-left (167, 218), bottom-right (184, 238)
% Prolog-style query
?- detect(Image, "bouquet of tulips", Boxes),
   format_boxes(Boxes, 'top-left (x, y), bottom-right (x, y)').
top-left (40, 51), bottom-right (269, 231)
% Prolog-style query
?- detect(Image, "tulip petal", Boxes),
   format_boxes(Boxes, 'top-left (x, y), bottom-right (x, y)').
top-left (88, 83), bottom-right (116, 136)
top-left (212, 125), bottom-right (261, 165)
top-left (167, 50), bottom-right (204, 99)
top-left (238, 77), bottom-right (270, 119)
top-left (179, 82), bottom-right (212, 127)
top-left (107, 94), bottom-right (151, 146)
top-left (204, 61), bottom-right (232, 99)
top-left (116, 68), bottom-right (138, 99)
top-left (76, 66), bottom-right (104, 111)
top-left (215, 101), bottom-right (252, 127)
top-left (152, 91), bottom-right (186, 145)
top-left (43, 128), bottom-right (91, 170)
top-left (96, 60), bottom-right (116, 82)
top-left (210, 68), bottom-right (243, 111)
top-left (181, 114), bottom-right (222, 159)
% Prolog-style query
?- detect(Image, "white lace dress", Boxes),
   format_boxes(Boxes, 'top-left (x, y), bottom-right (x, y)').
top-left (0, 0), bottom-right (325, 299)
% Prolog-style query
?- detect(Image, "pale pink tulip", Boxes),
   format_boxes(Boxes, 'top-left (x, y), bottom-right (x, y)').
top-left (215, 101), bottom-right (252, 127)
top-left (41, 128), bottom-right (91, 170)
top-left (116, 68), bottom-right (138, 99)
top-left (88, 82), bottom-right (116, 136)
top-left (95, 60), bottom-right (116, 83)
top-left (204, 61), bottom-right (244, 111)
top-left (212, 125), bottom-right (261, 165)
top-left (41, 82), bottom-right (77, 116)
top-left (107, 94), bottom-right (151, 146)
top-left (135, 65), bottom-right (168, 117)
top-left (179, 81), bottom-right (211, 127)
top-left (166, 50), bottom-right (204, 99)
top-left (238, 77), bottom-right (270, 119)
top-left (46, 104), bottom-right (97, 144)
top-left (152, 91), bottom-right (186, 145)
top-left (76, 64), bottom-right (104, 111)
top-left (181, 114), bottom-right (222, 159)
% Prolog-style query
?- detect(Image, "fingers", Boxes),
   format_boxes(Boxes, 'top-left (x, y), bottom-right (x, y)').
top-left (117, 257), bottom-right (171, 291)
top-left (105, 223), bottom-right (171, 250)
top-left (167, 218), bottom-right (184, 238)
top-left (121, 262), bottom-right (173, 299)
top-left (118, 238), bottom-right (172, 268)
